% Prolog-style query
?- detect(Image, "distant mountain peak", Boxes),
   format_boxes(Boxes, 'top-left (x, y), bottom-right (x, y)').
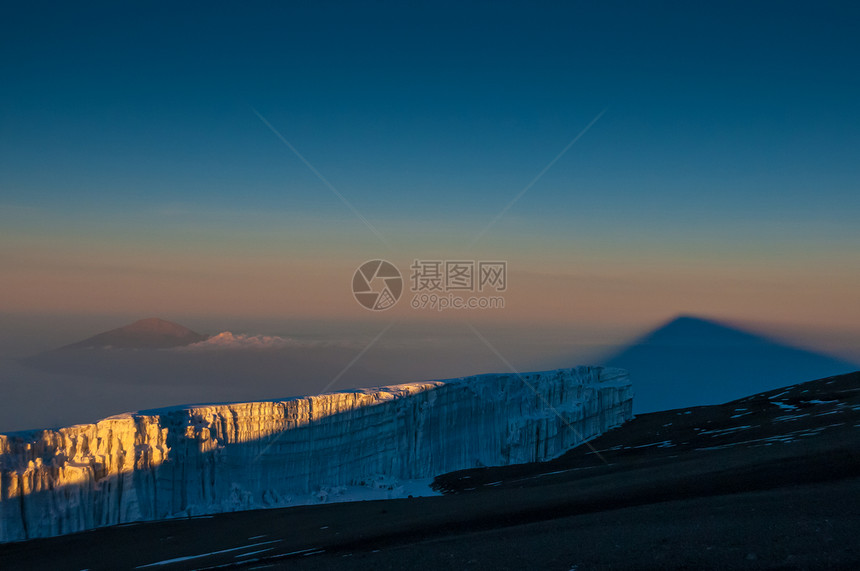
top-left (59, 318), bottom-right (208, 350)
top-left (122, 318), bottom-right (198, 335)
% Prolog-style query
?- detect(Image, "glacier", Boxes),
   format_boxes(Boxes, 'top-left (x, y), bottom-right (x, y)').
top-left (0, 366), bottom-right (632, 542)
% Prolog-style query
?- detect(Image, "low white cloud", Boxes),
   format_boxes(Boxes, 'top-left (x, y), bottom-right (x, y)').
top-left (176, 331), bottom-right (303, 351)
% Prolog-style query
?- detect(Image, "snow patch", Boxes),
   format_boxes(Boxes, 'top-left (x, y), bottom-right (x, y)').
top-left (135, 540), bottom-right (281, 568)
top-left (771, 401), bottom-right (799, 412)
top-left (699, 425), bottom-right (753, 436)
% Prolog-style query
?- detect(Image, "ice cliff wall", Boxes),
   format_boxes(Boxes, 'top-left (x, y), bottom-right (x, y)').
top-left (0, 366), bottom-right (632, 542)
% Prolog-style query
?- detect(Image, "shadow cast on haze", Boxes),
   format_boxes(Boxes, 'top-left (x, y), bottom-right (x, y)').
top-left (601, 316), bottom-right (858, 414)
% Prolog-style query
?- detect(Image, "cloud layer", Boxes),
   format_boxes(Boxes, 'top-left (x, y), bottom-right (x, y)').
top-left (177, 331), bottom-right (302, 351)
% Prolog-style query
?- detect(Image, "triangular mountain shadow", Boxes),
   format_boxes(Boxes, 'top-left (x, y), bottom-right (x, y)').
top-left (602, 315), bottom-right (858, 414)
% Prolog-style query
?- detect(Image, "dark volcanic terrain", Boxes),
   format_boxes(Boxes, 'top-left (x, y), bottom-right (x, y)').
top-left (1, 372), bottom-right (858, 570)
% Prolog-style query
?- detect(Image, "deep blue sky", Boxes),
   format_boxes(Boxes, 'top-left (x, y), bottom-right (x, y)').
top-left (1, 1), bottom-right (859, 327)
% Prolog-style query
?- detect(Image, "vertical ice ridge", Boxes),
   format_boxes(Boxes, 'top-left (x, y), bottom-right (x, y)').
top-left (0, 366), bottom-right (631, 542)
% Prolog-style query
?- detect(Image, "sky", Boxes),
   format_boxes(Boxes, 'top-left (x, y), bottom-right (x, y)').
top-left (2, 1), bottom-right (859, 345)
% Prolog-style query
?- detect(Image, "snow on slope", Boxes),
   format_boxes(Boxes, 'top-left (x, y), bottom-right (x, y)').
top-left (0, 366), bottom-right (632, 542)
